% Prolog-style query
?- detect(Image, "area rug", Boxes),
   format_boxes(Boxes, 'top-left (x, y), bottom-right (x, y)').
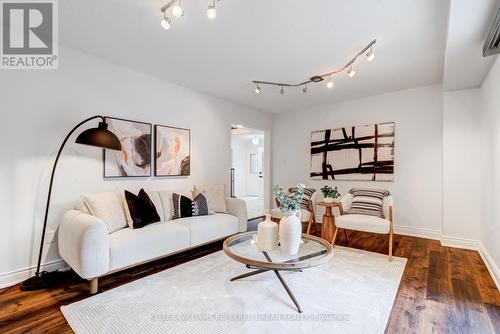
top-left (61, 246), bottom-right (406, 334)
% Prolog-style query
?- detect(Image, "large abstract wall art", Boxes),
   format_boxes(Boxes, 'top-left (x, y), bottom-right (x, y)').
top-left (104, 117), bottom-right (152, 177)
top-left (154, 125), bottom-right (191, 176)
top-left (310, 122), bottom-right (395, 181)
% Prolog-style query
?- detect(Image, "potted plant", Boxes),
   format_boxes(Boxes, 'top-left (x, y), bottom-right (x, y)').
top-left (273, 183), bottom-right (305, 255)
top-left (320, 185), bottom-right (340, 203)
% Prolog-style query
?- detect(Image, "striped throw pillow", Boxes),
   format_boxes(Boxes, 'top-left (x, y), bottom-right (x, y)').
top-left (288, 187), bottom-right (316, 210)
top-left (348, 188), bottom-right (390, 218)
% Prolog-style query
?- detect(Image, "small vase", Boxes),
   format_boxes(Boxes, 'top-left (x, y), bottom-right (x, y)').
top-left (324, 197), bottom-right (334, 203)
top-left (279, 211), bottom-right (302, 255)
top-left (257, 214), bottom-right (279, 251)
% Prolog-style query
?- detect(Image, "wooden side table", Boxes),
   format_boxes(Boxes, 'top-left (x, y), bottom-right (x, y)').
top-left (317, 202), bottom-right (343, 242)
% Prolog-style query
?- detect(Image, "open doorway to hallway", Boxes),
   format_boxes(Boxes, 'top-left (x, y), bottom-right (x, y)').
top-left (231, 126), bottom-right (265, 220)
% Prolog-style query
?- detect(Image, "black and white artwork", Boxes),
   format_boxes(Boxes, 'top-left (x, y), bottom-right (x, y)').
top-left (310, 122), bottom-right (395, 181)
top-left (104, 117), bottom-right (152, 177)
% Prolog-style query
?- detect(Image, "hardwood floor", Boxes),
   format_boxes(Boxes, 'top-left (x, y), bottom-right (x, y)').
top-left (1, 230), bottom-right (499, 333)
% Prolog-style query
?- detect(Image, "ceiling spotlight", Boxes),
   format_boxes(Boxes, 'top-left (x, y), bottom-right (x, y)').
top-left (207, 2), bottom-right (216, 19)
top-left (161, 14), bottom-right (172, 30)
top-left (326, 76), bottom-right (334, 88)
top-left (347, 65), bottom-right (356, 78)
top-left (252, 136), bottom-right (259, 145)
top-left (366, 46), bottom-right (375, 61)
top-left (302, 84), bottom-right (308, 94)
top-left (254, 84), bottom-right (261, 94)
top-left (280, 86), bottom-right (285, 95)
top-left (172, 2), bottom-right (183, 18)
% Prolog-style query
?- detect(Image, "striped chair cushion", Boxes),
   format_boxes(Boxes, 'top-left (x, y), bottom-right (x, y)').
top-left (348, 188), bottom-right (390, 218)
top-left (288, 187), bottom-right (316, 210)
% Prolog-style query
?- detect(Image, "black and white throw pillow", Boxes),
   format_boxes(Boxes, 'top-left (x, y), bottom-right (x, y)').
top-left (172, 193), bottom-right (193, 219)
top-left (192, 192), bottom-right (211, 216)
top-left (288, 187), bottom-right (316, 210)
top-left (124, 189), bottom-right (161, 229)
top-left (348, 188), bottom-right (390, 218)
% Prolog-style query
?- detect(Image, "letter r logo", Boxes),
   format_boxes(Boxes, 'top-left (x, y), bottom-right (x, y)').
top-left (2, 2), bottom-right (53, 55)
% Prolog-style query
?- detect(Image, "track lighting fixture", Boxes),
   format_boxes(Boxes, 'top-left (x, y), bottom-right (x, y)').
top-left (172, 1), bottom-right (183, 18)
top-left (254, 84), bottom-right (261, 94)
top-left (252, 39), bottom-right (375, 95)
top-left (161, 13), bottom-right (172, 30)
top-left (366, 45), bottom-right (375, 61)
top-left (207, 1), bottom-right (217, 19)
top-left (161, 0), bottom-right (221, 30)
top-left (326, 76), bottom-right (334, 89)
top-left (347, 65), bottom-right (356, 78)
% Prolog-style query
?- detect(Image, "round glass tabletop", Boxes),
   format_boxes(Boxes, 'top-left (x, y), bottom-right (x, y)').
top-left (223, 231), bottom-right (333, 270)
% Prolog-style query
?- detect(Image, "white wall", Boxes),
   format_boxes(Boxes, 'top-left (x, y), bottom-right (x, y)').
top-left (479, 56), bottom-right (500, 283)
top-left (272, 85), bottom-right (444, 237)
top-left (0, 46), bottom-right (273, 286)
top-left (442, 89), bottom-right (482, 241)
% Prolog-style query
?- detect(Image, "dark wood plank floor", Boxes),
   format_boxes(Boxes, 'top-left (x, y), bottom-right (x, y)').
top-left (1, 228), bottom-right (499, 333)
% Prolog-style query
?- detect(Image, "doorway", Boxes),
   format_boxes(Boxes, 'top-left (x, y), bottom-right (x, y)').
top-left (231, 126), bottom-right (265, 220)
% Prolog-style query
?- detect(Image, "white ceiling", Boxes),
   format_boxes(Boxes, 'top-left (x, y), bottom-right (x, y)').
top-left (444, 0), bottom-right (499, 91)
top-left (59, 0), bottom-right (450, 113)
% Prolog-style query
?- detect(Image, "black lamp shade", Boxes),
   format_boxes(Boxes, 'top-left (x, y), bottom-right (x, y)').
top-left (75, 122), bottom-right (121, 151)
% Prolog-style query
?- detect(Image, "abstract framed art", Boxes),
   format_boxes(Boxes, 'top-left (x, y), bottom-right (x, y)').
top-left (154, 125), bottom-right (191, 176)
top-left (310, 122), bottom-right (395, 181)
top-left (103, 117), bottom-right (152, 178)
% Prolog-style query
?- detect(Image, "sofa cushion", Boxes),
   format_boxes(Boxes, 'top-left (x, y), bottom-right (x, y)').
top-left (175, 214), bottom-right (238, 246)
top-left (335, 214), bottom-right (390, 234)
top-left (156, 191), bottom-right (173, 221)
top-left (124, 189), bottom-right (161, 229)
top-left (109, 221), bottom-right (190, 271)
top-left (81, 190), bottom-right (127, 233)
top-left (193, 184), bottom-right (227, 213)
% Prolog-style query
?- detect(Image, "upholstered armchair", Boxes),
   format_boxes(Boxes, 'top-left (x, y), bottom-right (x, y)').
top-left (333, 189), bottom-right (394, 261)
top-left (271, 188), bottom-right (318, 234)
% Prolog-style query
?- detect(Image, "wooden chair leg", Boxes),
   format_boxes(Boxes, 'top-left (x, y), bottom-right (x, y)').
top-left (388, 230), bottom-right (393, 262)
top-left (90, 278), bottom-right (98, 294)
top-left (331, 227), bottom-right (339, 246)
top-left (306, 215), bottom-right (313, 235)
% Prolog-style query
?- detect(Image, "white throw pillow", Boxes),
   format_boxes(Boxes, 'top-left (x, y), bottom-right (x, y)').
top-left (81, 190), bottom-right (128, 233)
top-left (193, 184), bottom-right (227, 213)
top-left (157, 190), bottom-right (174, 221)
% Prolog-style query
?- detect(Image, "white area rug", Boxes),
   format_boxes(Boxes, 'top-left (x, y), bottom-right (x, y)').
top-left (61, 246), bottom-right (406, 334)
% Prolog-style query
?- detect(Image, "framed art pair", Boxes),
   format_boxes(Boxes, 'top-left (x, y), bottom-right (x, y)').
top-left (103, 117), bottom-right (190, 178)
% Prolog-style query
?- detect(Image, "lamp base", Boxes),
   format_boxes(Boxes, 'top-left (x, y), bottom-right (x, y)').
top-left (20, 270), bottom-right (69, 291)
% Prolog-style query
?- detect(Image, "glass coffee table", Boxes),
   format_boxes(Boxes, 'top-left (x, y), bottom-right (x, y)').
top-left (223, 231), bottom-right (333, 313)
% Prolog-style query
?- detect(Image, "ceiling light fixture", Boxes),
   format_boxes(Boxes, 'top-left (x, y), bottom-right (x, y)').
top-left (252, 39), bottom-right (375, 94)
top-left (347, 65), bottom-right (356, 78)
top-left (207, 1), bottom-right (217, 19)
top-left (161, 13), bottom-right (172, 30)
top-left (302, 84), bottom-right (308, 94)
top-left (254, 83), bottom-right (261, 94)
top-left (326, 75), bottom-right (334, 88)
top-left (172, 0), bottom-right (183, 18)
top-left (366, 45), bottom-right (375, 61)
top-left (160, 0), bottom-right (222, 30)
top-left (252, 136), bottom-right (259, 145)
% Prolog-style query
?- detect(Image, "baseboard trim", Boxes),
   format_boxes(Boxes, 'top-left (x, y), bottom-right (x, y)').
top-left (477, 242), bottom-right (500, 290)
top-left (440, 235), bottom-right (479, 250)
top-left (0, 259), bottom-right (69, 289)
top-left (393, 225), bottom-right (442, 240)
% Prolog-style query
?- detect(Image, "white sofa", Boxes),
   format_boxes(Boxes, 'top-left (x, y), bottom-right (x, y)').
top-left (58, 191), bottom-right (247, 294)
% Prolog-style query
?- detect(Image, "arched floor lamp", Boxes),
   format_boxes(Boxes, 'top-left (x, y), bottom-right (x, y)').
top-left (21, 115), bottom-right (121, 291)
